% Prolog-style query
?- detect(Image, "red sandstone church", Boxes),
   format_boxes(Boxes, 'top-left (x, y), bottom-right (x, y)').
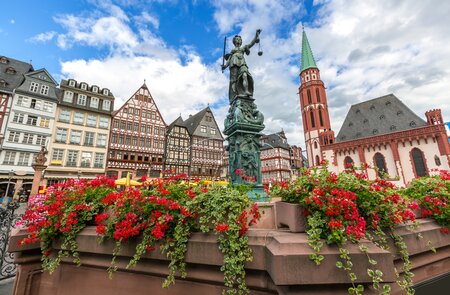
top-left (299, 30), bottom-right (450, 186)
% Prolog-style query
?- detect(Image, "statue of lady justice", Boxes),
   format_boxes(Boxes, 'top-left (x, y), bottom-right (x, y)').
top-left (221, 29), bottom-right (262, 102)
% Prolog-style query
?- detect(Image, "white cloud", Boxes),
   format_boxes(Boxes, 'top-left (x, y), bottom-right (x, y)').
top-left (50, 0), bottom-right (450, 151)
top-left (28, 31), bottom-right (57, 43)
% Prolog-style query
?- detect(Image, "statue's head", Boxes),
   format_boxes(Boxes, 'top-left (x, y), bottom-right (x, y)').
top-left (232, 35), bottom-right (242, 47)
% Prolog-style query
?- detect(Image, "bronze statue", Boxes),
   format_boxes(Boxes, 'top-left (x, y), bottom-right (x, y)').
top-left (222, 29), bottom-right (262, 102)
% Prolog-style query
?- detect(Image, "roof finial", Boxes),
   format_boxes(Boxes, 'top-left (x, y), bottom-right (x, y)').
top-left (144, 79), bottom-right (146, 84)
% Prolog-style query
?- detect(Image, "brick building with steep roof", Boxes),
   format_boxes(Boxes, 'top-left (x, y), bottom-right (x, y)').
top-left (299, 30), bottom-right (450, 186)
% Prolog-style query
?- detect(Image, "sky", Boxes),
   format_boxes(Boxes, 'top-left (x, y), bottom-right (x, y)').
top-left (1, 0), bottom-right (450, 148)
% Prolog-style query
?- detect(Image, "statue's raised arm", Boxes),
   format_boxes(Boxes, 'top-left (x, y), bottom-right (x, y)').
top-left (243, 29), bottom-right (262, 53)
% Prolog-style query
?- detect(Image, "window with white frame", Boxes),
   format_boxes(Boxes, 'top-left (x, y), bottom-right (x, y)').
top-left (70, 130), bottom-right (81, 144)
top-left (3, 151), bottom-right (16, 165)
top-left (81, 83), bottom-right (87, 90)
top-left (103, 89), bottom-right (109, 95)
top-left (94, 153), bottom-right (104, 168)
top-left (16, 96), bottom-right (28, 107)
top-left (40, 118), bottom-right (50, 128)
top-left (77, 94), bottom-right (87, 106)
top-left (73, 112), bottom-right (84, 125)
top-left (36, 135), bottom-right (46, 146)
top-left (210, 127), bottom-right (216, 135)
top-left (102, 99), bottom-right (111, 111)
top-left (80, 152), bottom-right (92, 167)
top-left (12, 112), bottom-right (25, 124)
top-left (29, 82), bottom-right (39, 92)
top-left (55, 128), bottom-right (67, 143)
top-left (90, 97), bottom-right (99, 108)
top-left (87, 115), bottom-right (97, 127)
top-left (43, 102), bottom-right (53, 112)
top-left (99, 117), bottom-right (108, 128)
top-left (51, 149), bottom-right (64, 161)
top-left (40, 85), bottom-right (50, 95)
top-left (96, 134), bottom-right (107, 147)
top-left (66, 150), bottom-right (78, 166)
top-left (68, 80), bottom-right (76, 87)
top-left (200, 125), bottom-right (207, 133)
top-left (92, 86), bottom-right (98, 93)
top-left (17, 152), bottom-right (30, 166)
top-left (26, 115), bottom-right (38, 126)
top-left (84, 132), bottom-right (95, 146)
top-left (59, 109), bottom-right (71, 122)
top-left (22, 133), bottom-right (34, 144)
top-left (63, 91), bottom-right (73, 102)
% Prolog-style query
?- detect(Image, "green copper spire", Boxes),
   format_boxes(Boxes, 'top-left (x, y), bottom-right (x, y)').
top-left (301, 29), bottom-right (318, 72)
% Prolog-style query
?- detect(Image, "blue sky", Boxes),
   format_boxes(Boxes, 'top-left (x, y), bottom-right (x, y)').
top-left (1, 0), bottom-right (449, 147)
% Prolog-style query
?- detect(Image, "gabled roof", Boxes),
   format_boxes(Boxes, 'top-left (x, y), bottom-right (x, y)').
top-left (183, 107), bottom-right (211, 135)
top-left (167, 116), bottom-right (185, 132)
top-left (182, 106), bottom-right (224, 139)
top-left (300, 29), bottom-right (318, 72)
top-left (0, 55), bottom-right (33, 93)
top-left (25, 68), bottom-right (58, 85)
top-left (261, 131), bottom-right (290, 150)
top-left (336, 94), bottom-right (428, 142)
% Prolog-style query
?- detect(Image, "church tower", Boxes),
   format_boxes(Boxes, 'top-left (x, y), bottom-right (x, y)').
top-left (299, 29), bottom-right (334, 167)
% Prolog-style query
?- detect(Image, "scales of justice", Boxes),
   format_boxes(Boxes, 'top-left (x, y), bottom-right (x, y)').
top-left (221, 29), bottom-right (268, 201)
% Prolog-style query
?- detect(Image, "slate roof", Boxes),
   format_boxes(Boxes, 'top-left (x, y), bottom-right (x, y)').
top-left (336, 94), bottom-right (428, 142)
top-left (182, 107), bottom-right (211, 135)
top-left (167, 116), bottom-right (185, 132)
top-left (0, 56), bottom-right (33, 93)
top-left (260, 131), bottom-right (290, 150)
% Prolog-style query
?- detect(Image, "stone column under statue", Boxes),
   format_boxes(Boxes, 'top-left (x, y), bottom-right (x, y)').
top-left (31, 146), bottom-right (48, 197)
top-left (222, 29), bottom-right (268, 201)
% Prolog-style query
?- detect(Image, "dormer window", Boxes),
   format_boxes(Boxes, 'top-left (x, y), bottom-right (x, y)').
top-left (397, 110), bottom-right (403, 116)
top-left (102, 89), bottom-right (109, 95)
top-left (29, 82), bottom-right (39, 92)
top-left (80, 83), bottom-right (87, 90)
top-left (0, 79), bottom-right (7, 87)
top-left (92, 86), bottom-right (98, 93)
top-left (68, 80), bottom-right (76, 87)
top-left (370, 105), bottom-right (375, 110)
top-left (348, 122), bottom-right (353, 127)
top-left (5, 67), bottom-right (16, 74)
top-left (385, 101), bottom-right (391, 106)
top-left (410, 121), bottom-right (416, 127)
top-left (390, 125), bottom-right (396, 131)
top-left (0, 57), bottom-right (9, 64)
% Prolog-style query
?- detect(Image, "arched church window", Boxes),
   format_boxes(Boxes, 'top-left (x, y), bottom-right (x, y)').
top-left (344, 156), bottom-right (354, 168)
top-left (314, 141), bottom-right (318, 149)
top-left (307, 89), bottom-right (312, 104)
top-left (316, 88), bottom-right (321, 103)
top-left (315, 155), bottom-right (320, 166)
top-left (434, 155), bottom-right (441, 166)
top-left (310, 111), bottom-right (316, 128)
top-left (319, 110), bottom-right (324, 126)
top-left (374, 153), bottom-right (387, 178)
top-left (411, 148), bottom-right (428, 177)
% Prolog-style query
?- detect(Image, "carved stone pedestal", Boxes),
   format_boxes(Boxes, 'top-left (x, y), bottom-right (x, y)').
top-left (224, 96), bottom-right (268, 201)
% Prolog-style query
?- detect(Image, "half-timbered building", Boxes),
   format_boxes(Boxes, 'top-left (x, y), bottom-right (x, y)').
top-left (163, 116), bottom-right (191, 175)
top-left (260, 131), bottom-right (292, 184)
top-left (107, 83), bottom-right (166, 179)
top-left (186, 107), bottom-right (224, 178)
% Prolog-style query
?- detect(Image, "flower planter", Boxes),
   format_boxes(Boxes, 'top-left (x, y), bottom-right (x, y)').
top-left (275, 201), bottom-right (306, 232)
